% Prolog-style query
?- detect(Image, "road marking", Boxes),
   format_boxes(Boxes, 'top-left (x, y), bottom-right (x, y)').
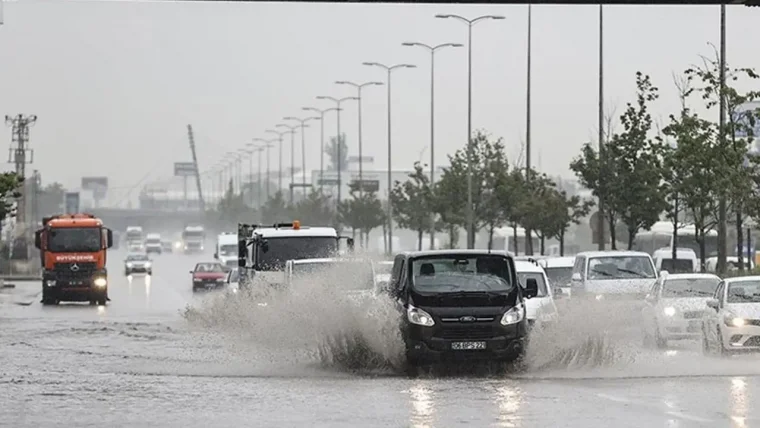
top-left (597, 393), bottom-right (713, 424)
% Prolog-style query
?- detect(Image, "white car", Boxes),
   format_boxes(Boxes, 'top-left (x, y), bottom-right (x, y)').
top-left (539, 256), bottom-right (575, 297)
top-left (702, 276), bottom-right (760, 355)
top-left (641, 272), bottom-right (721, 348)
top-left (514, 259), bottom-right (559, 326)
top-left (224, 267), bottom-right (240, 295)
top-left (571, 251), bottom-right (660, 300)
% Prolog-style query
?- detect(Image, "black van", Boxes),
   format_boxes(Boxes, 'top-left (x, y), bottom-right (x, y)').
top-left (381, 250), bottom-right (538, 367)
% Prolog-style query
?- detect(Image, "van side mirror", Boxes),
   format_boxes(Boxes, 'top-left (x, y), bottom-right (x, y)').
top-left (571, 272), bottom-right (582, 283)
top-left (34, 230), bottom-right (42, 249)
top-left (524, 278), bottom-right (539, 299)
top-left (261, 240), bottom-right (270, 253)
top-left (106, 229), bottom-right (114, 249)
top-left (214, 252), bottom-right (218, 260)
top-left (706, 298), bottom-right (719, 309)
top-left (347, 237), bottom-right (355, 251)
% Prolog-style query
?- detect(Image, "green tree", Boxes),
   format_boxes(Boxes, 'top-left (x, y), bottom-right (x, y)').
top-left (390, 162), bottom-right (438, 250)
top-left (435, 131), bottom-right (510, 247)
top-left (0, 172), bottom-right (23, 223)
top-left (501, 169), bottom-right (528, 254)
top-left (325, 133), bottom-right (349, 172)
top-left (337, 183), bottom-right (385, 247)
top-left (685, 50), bottom-right (760, 270)
top-left (261, 191), bottom-right (292, 224)
top-left (293, 189), bottom-right (334, 226)
top-left (545, 190), bottom-right (595, 256)
top-left (517, 170), bottom-right (559, 254)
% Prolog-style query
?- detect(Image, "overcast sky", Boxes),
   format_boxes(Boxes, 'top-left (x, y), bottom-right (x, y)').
top-left (0, 1), bottom-right (759, 205)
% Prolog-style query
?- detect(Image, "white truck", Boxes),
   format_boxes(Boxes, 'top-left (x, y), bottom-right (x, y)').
top-left (215, 232), bottom-right (239, 269)
top-left (144, 233), bottom-right (162, 255)
top-left (181, 225), bottom-right (206, 253)
top-left (125, 226), bottom-right (144, 252)
top-left (236, 221), bottom-right (354, 286)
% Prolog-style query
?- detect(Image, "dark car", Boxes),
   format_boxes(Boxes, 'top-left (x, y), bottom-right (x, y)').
top-left (380, 250), bottom-right (538, 370)
top-left (191, 262), bottom-right (227, 292)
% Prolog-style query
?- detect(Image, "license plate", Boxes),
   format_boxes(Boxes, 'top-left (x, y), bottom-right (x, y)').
top-left (451, 341), bottom-right (487, 350)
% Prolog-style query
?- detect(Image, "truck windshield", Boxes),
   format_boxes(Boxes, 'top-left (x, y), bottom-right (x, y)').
top-left (126, 231), bottom-right (141, 241)
top-left (410, 255), bottom-right (513, 293)
top-left (48, 227), bottom-right (102, 252)
top-left (258, 237), bottom-right (338, 270)
top-left (183, 231), bottom-right (203, 239)
top-left (219, 244), bottom-right (237, 256)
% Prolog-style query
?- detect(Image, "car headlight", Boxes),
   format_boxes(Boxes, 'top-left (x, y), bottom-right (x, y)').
top-left (725, 315), bottom-right (745, 327)
top-left (216, 278), bottom-right (225, 282)
top-left (500, 304), bottom-right (525, 326)
top-left (93, 277), bottom-right (107, 287)
top-left (126, 262), bottom-right (133, 268)
top-left (144, 262), bottom-right (152, 268)
top-left (407, 304), bottom-right (435, 327)
top-left (595, 294), bottom-right (604, 301)
top-left (664, 306), bottom-right (676, 317)
top-left (193, 278), bottom-right (202, 282)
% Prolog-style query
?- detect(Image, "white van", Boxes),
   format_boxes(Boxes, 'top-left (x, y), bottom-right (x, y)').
top-left (652, 247), bottom-right (699, 273)
top-left (514, 259), bottom-right (559, 326)
top-left (214, 232), bottom-right (239, 269)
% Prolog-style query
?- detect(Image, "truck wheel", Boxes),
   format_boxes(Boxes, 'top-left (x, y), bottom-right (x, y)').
top-left (98, 298), bottom-right (107, 306)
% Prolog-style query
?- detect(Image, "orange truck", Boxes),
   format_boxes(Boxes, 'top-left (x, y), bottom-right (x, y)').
top-left (34, 213), bottom-right (114, 305)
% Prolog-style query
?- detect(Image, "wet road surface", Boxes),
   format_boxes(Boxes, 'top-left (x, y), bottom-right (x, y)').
top-left (2, 249), bottom-right (760, 427)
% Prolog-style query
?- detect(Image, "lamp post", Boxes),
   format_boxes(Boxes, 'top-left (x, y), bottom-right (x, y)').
top-left (303, 106), bottom-right (340, 193)
top-left (284, 116), bottom-right (319, 198)
top-left (435, 12), bottom-right (505, 249)
top-left (334, 80), bottom-right (383, 199)
top-left (315, 95), bottom-right (358, 206)
top-left (253, 138), bottom-right (276, 201)
top-left (402, 41), bottom-right (462, 249)
top-left (246, 144), bottom-right (266, 211)
top-left (265, 128), bottom-right (289, 197)
top-left (275, 123), bottom-right (299, 204)
top-left (363, 61), bottom-right (416, 255)
top-left (240, 147), bottom-right (254, 206)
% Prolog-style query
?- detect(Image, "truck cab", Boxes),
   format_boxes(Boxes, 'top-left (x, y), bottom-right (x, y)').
top-left (237, 221), bottom-right (354, 286)
top-left (145, 233), bottom-right (162, 255)
top-left (181, 225), bottom-right (206, 253)
top-left (214, 232), bottom-right (239, 270)
top-left (35, 214), bottom-right (114, 305)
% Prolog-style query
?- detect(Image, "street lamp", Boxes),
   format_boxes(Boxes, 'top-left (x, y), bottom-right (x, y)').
top-left (402, 41), bottom-right (463, 249)
top-left (363, 61), bottom-right (416, 255)
top-left (245, 144), bottom-right (266, 211)
top-left (284, 116), bottom-right (319, 198)
top-left (276, 123), bottom-right (299, 204)
top-left (334, 80), bottom-right (383, 199)
top-left (303, 106), bottom-right (340, 193)
top-left (315, 95), bottom-right (358, 206)
top-left (252, 138), bottom-right (276, 201)
top-left (435, 13), bottom-right (505, 249)
top-left (265, 128), bottom-right (289, 195)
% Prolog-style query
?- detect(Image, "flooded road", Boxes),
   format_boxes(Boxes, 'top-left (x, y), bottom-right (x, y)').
top-left (2, 249), bottom-right (760, 427)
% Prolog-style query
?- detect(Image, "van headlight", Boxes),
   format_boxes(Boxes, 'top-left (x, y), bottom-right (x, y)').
top-left (500, 305), bottom-right (525, 326)
top-left (407, 305), bottom-right (435, 327)
top-left (664, 307), bottom-right (676, 317)
top-left (93, 277), bottom-right (107, 288)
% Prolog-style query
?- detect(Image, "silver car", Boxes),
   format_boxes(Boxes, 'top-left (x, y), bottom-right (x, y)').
top-left (124, 253), bottom-right (153, 276)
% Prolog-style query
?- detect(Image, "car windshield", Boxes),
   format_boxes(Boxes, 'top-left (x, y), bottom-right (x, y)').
top-left (544, 266), bottom-right (573, 286)
top-left (516, 272), bottom-right (548, 297)
top-left (726, 281), bottom-right (760, 303)
top-left (292, 260), bottom-right (375, 290)
top-left (48, 227), bottom-right (101, 252)
top-left (662, 277), bottom-right (719, 297)
top-left (660, 258), bottom-right (694, 273)
top-left (258, 237), bottom-right (338, 271)
top-left (126, 254), bottom-right (149, 261)
top-left (194, 263), bottom-right (224, 273)
top-left (219, 244), bottom-right (237, 256)
top-left (410, 255), bottom-right (512, 293)
top-left (587, 255), bottom-right (656, 280)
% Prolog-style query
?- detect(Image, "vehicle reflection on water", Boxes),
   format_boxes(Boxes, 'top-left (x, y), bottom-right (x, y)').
top-left (408, 381), bottom-right (435, 428)
top-left (494, 382), bottom-right (522, 428)
top-left (731, 377), bottom-right (748, 428)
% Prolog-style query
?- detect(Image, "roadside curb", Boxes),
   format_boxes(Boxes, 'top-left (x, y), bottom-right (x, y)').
top-left (0, 276), bottom-right (41, 281)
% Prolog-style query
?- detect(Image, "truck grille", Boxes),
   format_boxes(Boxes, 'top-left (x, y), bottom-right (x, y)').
top-left (53, 262), bottom-right (97, 279)
top-left (435, 326), bottom-right (496, 340)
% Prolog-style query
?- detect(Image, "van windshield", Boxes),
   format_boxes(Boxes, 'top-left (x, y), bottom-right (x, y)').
top-left (660, 258), bottom-right (694, 274)
top-left (587, 256), bottom-right (656, 280)
top-left (410, 255), bottom-right (512, 293)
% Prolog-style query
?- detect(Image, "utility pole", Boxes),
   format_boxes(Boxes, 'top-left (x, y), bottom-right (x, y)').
top-left (187, 125), bottom-right (205, 212)
top-left (597, 4), bottom-right (606, 251)
top-left (5, 114), bottom-right (36, 255)
top-left (717, 3), bottom-right (728, 274)
top-left (525, 4), bottom-right (534, 255)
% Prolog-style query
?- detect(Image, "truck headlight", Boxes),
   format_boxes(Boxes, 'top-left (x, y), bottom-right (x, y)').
top-left (407, 305), bottom-right (434, 327)
top-left (664, 307), bottom-right (676, 317)
top-left (93, 277), bottom-right (107, 288)
top-left (500, 305), bottom-right (525, 326)
top-left (45, 280), bottom-right (56, 287)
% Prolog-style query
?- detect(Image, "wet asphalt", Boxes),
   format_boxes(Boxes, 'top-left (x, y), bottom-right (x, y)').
top-left (1, 248), bottom-right (760, 428)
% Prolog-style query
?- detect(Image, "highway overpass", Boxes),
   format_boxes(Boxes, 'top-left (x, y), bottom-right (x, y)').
top-left (89, 208), bottom-right (205, 233)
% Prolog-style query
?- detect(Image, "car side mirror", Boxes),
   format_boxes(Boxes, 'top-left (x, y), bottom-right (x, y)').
top-left (189, 270), bottom-right (194, 274)
top-left (106, 229), bottom-right (114, 249)
top-left (524, 278), bottom-right (539, 299)
top-left (571, 272), bottom-right (582, 283)
top-left (706, 298), bottom-right (719, 310)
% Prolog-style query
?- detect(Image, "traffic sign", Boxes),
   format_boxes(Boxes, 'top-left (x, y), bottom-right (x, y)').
top-left (174, 162), bottom-right (197, 177)
top-left (64, 192), bottom-right (80, 214)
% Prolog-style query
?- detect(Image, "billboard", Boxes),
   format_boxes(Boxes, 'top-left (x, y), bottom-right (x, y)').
top-left (64, 192), bottom-right (80, 214)
top-left (174, 162), bottom-right (197, 177)
top-left (81, 176), bottom-right (108, 200)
